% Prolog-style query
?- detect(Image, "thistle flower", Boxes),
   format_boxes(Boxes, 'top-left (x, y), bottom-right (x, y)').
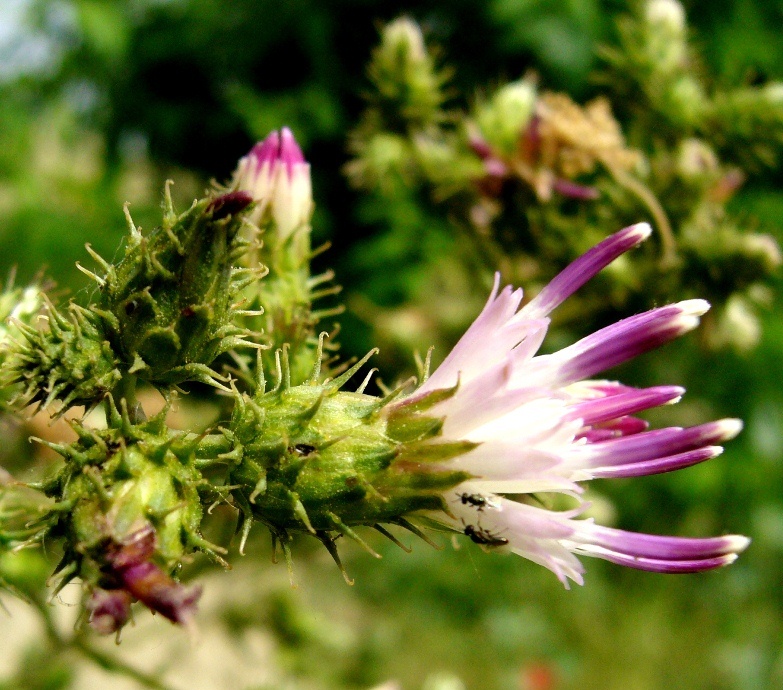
top-left (234, 127), bottom-right (313, 243)
top-left (224, 222), bottom-right (748, 587)
top-left (391, 222), bottom-right (749, 586)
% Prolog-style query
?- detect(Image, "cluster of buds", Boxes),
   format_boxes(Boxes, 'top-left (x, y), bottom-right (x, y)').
top-left (469, 82), bottom-right (641, 203)
top-left (346, 7), bottom-right (782, 357)
top-left (0, 127), bottom-right (750, 641)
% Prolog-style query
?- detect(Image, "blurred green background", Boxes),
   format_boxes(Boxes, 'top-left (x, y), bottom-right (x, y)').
top-left (0, 1), bottom-right (781, 689)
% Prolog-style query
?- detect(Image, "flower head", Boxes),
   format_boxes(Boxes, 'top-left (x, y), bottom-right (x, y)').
top-left (234, 127), bottom-right (313, 242)
top-left (394, 222), bottom-right (749, 586)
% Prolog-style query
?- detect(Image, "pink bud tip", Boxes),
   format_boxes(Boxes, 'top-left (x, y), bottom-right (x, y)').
top-left (249, 130), bottom-right (281, 167)
top-left (279, 127), bottom-right (306, 173)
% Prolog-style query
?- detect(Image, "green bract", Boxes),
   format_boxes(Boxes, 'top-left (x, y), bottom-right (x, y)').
top-left (3, 301), bottom-right (121, 411)
top-left (92, 189), bottom-right (261, 386)
top-left (221, 363), bottom-right (472, 576)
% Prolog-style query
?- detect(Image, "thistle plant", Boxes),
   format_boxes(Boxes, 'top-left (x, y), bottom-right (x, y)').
top-left (0, 119), bottom-right (750, 674)
top-left (347, 5), bottom-right (783, 358)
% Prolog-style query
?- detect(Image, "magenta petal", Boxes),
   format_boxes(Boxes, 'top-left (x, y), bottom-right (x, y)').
top-left (552, 178), bottom-right (600, 200)
top-left (567, 525), bottom-right (750, 572)
top-left (565, 386), bottom-right (685, 425)
top-left (520, 224), bottom-right (651, 319)
top-left (120, 561), bottom-right (202, 626)
top-left (280, 127), bottom-right (306, 173)
top-left (542, 301), bottom-right (708, 385)
top-left (575, 419), bottom-right (742, 467)
top-left (87, 588), bottom-right (133, 635)
top-left (590, 446), bottom-right (722, 478)
top-left (248, 130), bottom-right (281, 167)
top-left (578, 525), bottom-right (749, 560)
top-left (582, 549), bottom-right (743, 573)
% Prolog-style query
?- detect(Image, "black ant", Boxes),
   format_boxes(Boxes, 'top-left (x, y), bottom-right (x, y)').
top-left (455, 492), bottom-right (494, 512)
top-left (463, 524), bottom-right (509, 547)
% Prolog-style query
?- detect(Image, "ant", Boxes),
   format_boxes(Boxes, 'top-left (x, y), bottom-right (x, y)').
top-left (455, 492), bottom-right (495, 512)
top-left (463, 523), bottom-right (509, 547)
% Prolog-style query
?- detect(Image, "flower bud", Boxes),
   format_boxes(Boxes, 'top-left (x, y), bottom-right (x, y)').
top-left (475, 80), bottom-right (537, 156)
top-left (92, 187), bottom-right (258, 386)
top-left (223, 367), bottom-right (471, 575)
top-left (368, 18), bottom-right (446, 129)
top-left (645, 0), bottom-right (686, 35)
top-left (3, 300), bottom-right (121, 412)
top-left (36, 404), bottom-right (215, 632)
top-left (643, 0), bottom-right (688, 74)
top-left (235, 128), bottom-right (313, 245)
top-left (381, 16), bottom-right (427, 64)
top-left (676, 138), bottom-right (718, 179)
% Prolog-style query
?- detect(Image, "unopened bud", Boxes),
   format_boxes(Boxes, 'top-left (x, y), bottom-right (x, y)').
top-left (235, 127), bottom-right (313, 244)
top-left (369, 18), bottom-right (446, 128)
top-left (643, 0), bottom-right (688, 74)
top-left (762, 82), bottom-right (783, 105)
top-left (475, 80), bottom-right (537, 156)
top-left (677, 138), bottom-right (718, 179)
top-left (381, 16), bottom-right (427, 64)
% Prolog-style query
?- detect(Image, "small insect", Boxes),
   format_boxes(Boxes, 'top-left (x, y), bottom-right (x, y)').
top-left (291, 443), bottom-right (317, 457)
top-left (455, 492), bottom-right (494, 511)
top-left (463, 524), bottom-right (509, 547)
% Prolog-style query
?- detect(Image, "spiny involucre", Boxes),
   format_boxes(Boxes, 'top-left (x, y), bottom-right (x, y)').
top-left (1, 186), bottom-right (264, 417)
top-left (91, 187), bottom-right (262, 386)
top-left (35, 399), bottom-right (216, 634)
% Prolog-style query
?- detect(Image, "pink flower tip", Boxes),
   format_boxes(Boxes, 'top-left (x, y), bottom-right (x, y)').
top-left (249, 130), bottom-right (281, 167)
top-left (280, 127), bottom-right (306, 170)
